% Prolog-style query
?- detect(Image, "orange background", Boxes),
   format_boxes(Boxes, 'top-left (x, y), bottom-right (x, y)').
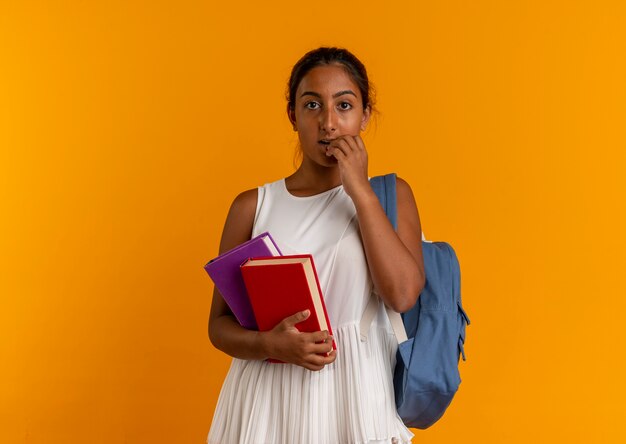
top-left (2, 1), bottom-right (625, 443)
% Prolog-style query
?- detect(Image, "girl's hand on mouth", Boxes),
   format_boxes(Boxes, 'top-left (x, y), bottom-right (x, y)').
top-left (325, 134), bottom-right (371, 200)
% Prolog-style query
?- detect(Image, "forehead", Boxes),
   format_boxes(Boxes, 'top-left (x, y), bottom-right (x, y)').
top-left (296, 64), bottom-right (361, 98)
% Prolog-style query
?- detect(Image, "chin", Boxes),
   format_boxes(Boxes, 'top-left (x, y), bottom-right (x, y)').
top-left (309, 154), bottom-right (337, 168)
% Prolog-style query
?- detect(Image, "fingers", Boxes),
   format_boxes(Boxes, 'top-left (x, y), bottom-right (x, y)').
top-left (270, 314), bottom-right (337, 371)
top-left (290, 330), bottom-right (333, 355)
top-left (327, 135), bottom-right (357, 158)
top-left (309, 329), bottom-right (332, 343)
top-left (280, 309), bottom-right (310, 328)
top-left (306, 330), bottom-right (334, 355)
top-left (301, 332), bottom-right (335, 370)
top-left (326, 144), bottom-right (347, 161)
top-left (339, 134), bottom-right (365, 152)
top-left (354, 134), bottom-right (366, 151)
top-left (309, 340), bottom-right (335, 355)
top-left (312, 350), bottom-right (338, 368)
top-left (302, 350), bottom-right (337, 371)
top-left (326, 135), bottom-right (368, 165)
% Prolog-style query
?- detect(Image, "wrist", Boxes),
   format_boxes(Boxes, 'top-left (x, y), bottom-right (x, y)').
top-left (350, 185), bottom-right (379, 210)
top-left (256, 330), bottom-right (273, 360)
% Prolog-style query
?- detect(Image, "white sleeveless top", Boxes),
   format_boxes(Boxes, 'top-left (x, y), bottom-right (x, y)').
top-left (207, 179), bottom-right (413, 444)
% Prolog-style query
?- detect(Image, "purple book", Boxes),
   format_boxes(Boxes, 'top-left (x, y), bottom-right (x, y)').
top-left (204, 232), bottom-right (282, 330)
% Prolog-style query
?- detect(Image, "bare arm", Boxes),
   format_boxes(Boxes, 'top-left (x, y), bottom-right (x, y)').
top-left (352, 177), bottom-right (425, 312)
top-left (208, 189), bottom-right (336, 370)
top-left (326, 136), bottom-right (425, 312)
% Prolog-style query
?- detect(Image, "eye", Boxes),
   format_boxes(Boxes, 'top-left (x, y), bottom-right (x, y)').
top-left (305, 101), bottom-right (320, 110)
top-left (338, 102), bottom-right (353, 110)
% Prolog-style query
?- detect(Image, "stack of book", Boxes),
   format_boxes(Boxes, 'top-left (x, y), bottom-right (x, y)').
top-left (204, 232), bottom-right (334, 355)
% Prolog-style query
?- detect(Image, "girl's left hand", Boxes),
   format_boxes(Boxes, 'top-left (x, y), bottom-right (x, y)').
top-left (325, 134), bottom-right (370, 199)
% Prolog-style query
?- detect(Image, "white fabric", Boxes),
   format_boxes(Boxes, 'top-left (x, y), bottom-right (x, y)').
top-left (208, 178), bottom-right (413, 444)
top-left (360, 293), bottom-right (408, 344)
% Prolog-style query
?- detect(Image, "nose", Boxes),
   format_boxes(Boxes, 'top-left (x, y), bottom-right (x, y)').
top-left (320, 106), bottom-right (337, 134)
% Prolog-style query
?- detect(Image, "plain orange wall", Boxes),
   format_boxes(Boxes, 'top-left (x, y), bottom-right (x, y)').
top-left (1, 1), bottom-right (625, 443)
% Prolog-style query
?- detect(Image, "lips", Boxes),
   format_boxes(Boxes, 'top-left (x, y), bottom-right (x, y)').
top-left (318, 139), bottom-right (335, 145)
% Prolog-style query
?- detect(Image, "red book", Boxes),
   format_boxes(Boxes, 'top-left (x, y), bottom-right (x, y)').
top-left (240, 254), bottom-right (336, 361)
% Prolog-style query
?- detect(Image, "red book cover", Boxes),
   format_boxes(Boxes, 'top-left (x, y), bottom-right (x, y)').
top-left (240, 254), bottom-right (335, 362)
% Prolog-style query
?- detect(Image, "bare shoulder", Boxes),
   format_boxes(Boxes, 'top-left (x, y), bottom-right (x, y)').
top-left (396, 176), bottom-right (422, 233)
top-left (230, 188), bottom-right (258, 217)
top-left (396, 176), bottom-right (424, 267)
top-left (219, 188), bottom-right (258, 253)
top-left (396, 176), bottom-right (418, 208)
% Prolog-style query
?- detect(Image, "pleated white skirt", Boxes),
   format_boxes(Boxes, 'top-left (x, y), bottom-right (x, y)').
top-left (207, 323), bottom-right (413, 444)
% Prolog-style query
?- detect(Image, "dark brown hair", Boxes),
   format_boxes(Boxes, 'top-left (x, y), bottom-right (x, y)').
top-left (286, 47), bottom-right (375, 113)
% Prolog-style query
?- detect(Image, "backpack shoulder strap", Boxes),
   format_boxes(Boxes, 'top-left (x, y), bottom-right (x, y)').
top-left (361, 174), bottom-right (407, 344)
top-left (369, 174), bottom-right (398, 230)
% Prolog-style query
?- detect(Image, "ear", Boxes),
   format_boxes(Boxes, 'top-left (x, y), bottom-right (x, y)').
top-left (287, 103), bottom-right (297, 131)
top-left (360, 105), bottom-right (372, 131)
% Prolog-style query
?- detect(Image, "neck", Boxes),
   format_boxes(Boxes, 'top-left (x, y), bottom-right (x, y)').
top-left (285, 161), bottom-right (342, 196)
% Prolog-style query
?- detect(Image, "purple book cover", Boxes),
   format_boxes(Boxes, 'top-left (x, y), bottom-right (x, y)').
top-left (204, 232), bottom-right (282, 330)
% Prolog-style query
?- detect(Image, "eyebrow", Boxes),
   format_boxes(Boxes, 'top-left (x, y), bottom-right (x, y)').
top-left (300, 90), bottom-right (357, 99)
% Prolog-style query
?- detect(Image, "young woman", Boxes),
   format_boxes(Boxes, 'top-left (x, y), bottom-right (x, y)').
top-left (208, 47), bottom-right (425, 444)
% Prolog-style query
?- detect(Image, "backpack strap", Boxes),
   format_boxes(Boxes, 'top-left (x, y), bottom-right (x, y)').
top-left (371, 174), bottom-right (398, 230)
top-left (360, 290), bottom-right (408, 343)
top-left (360, 174), bottom-right (408, 344)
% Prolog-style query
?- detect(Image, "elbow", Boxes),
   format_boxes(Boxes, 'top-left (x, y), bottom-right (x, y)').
top-left (389, 299), bottom-right (414, 314)
top-left (390, 293), bottom-right (418, 313)
top-left (387, 278), bottom-right (424, 313)
top-left (416, 272), bottom-right (425, 299)
top-left (389, 259), bottom-right (426, 313)
top-left (208, 323), bottom-right (216, 347)
top-left (208, 318), bottom-right (221, 350)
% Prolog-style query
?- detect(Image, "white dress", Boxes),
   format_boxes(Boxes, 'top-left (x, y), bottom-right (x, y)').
top-left (208, 178), bottom-right (413, 444)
